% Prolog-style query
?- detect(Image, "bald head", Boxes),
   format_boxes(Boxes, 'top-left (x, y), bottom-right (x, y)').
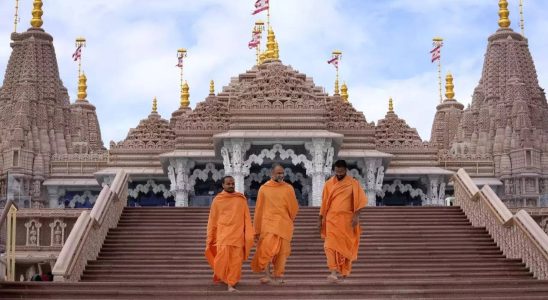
top-left (271, 163), bottom-right (285, 182)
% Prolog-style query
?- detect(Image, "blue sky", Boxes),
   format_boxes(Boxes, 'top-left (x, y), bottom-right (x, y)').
top-left (0, 0), bottom-right (547, 146)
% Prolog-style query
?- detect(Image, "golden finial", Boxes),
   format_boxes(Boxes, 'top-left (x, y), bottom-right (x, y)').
top-left (498, 0), bottom-right (511, 28)
top-left (389, 97), bottom-right (394, 113)
top-left (341, 83), bottom-right (348, 102)
top-left (152, 97), bottom-right (158, 113)
top-left (180, 81), bottom-right (190, 108)
top-left (209, 80), bottom-right (215, 95)
top-left (261, 27), bottom-right (279, 61)
top-left (334, 79), bottom-right (340, 96)
top-left (77, 73), bottom-right (88, 101)
top-left (445, 73), bottom-right (455, 100)
top-left (30, 0), bottom-right (43, 28)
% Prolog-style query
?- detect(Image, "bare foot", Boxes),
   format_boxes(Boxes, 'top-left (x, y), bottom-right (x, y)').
top-left (269, 277), bottom-right (285, 285)
top-left (259, 276), bottom-right (271, 284)
top-left (327, 274), bottom-right (339, 283)
top-left (227, 285), bottom-right (238, 292)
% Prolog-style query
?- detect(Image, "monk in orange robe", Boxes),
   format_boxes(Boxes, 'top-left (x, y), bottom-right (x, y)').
top-left (251, 164), bottom-right (299, 284)
top-left (319, 159), bottom-right (367, 282)
top-left (205, 176), bottom-right (254, 292)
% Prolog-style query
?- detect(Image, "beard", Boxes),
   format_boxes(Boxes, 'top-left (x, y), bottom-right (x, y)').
top-left (335, 174), bottom-right (346, 180)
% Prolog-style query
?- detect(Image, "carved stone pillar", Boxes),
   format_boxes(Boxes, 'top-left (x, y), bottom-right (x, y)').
top-left (221, 139), bottom-right (251, 194)
top-left (305, 139), bottom-right (334, 207)
top-left (47, 186), bottom-right (60, 208)
top-left (358, 158), bottom-right (384, 206)
top-left (168, 158), bottom-right (195, 207)
top-left (426, 176), bottom-right (447, 206)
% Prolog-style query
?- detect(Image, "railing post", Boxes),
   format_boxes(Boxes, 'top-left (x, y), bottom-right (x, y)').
top-left (6, 205), bottom-right (17, 281)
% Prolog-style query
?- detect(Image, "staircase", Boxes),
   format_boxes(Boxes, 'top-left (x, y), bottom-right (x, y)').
top-left (2, 206), bottom-right (548, 299)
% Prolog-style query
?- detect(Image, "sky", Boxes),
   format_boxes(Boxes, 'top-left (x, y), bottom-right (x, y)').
top-left (0, 0), bottom-right (547, 147)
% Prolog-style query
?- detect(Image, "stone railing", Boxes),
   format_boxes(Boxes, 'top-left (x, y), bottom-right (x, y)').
top-left (453, 168), bottom-right (548, 279)
top-left (52, 170), bottom-right (128, 282)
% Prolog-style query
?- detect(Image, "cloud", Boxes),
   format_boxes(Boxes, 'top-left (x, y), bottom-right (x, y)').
top-left (0, 0), bottom-right (547, 146)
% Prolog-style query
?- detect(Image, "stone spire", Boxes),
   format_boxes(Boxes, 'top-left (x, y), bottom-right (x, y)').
top-left (0, 2), bottom-right (73, 207)
top-left (70, 73), bottom-right (105, 154)
top-left (430, 73), bottom-right (464, 151)
top-left (448, 1), bottom-right (548, 205)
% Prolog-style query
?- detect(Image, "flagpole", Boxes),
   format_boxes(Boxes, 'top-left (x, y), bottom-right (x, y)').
top-left (75, 37), bottom-right (86, 77)
top-left (332, 50), bottom-right (342, 95)
top-left (255, 20), bottom-right (265, 65)
top-left (267, 4), bottom-right (270, 29)
top-left (433, 37), bottom-right (443, 103)
top-left (13, 0), bottom-right (20, 33)
top-left (177, 48), bottom-right (187, 107)
top-left (519, 0), bottom-right (525, 36)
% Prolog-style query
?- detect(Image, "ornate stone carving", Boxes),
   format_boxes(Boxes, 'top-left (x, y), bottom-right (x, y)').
top-left (25, 219), bottom-right (42, 246)
top-left (66, 191), bottom-right (97, 208)
top-left (167, 158), bottom-right (195, 207)
top-left (377, 180), bottom-right (428, 201)
top-left (376, 109), bottom-right (427, 149)
top-left (189, 163), bottom-right (224, 191)
top-left (49, 219), bottom-right (67, 247)
top-left (128, 180), bottom-right (173, 199)
top-left (110, 112), bottom-right (175, 151)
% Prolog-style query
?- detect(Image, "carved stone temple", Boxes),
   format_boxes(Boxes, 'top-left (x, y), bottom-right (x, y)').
top-left (0, 2), bottom-right (547, 215)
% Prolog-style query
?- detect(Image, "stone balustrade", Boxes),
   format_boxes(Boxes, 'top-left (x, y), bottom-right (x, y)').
top-left (453, 168), bottom-right (548, 279)
top-left (52, 170), bottom-right (128, 282)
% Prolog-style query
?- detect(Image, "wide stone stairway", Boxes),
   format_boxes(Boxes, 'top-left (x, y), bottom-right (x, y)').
top-left (2, 206), bottom-right (548, 299)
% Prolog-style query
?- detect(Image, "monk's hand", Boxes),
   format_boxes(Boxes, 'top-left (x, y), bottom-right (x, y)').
top-left (351, 215), bottom-right (360, 228)
top-left (318, 216), bottom-right (323, 235)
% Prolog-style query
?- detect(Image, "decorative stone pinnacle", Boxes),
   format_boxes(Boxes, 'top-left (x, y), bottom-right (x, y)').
top-left (209, 80), bottom-right (215, 95)
top-left (498, 0), bottom-right (511, 28)
top-left (30, 0), bottom-right (43, 29)
top-left (389, 97), bottom-right (394, 113)
top-left (445, 73), bottom-right (455, 100)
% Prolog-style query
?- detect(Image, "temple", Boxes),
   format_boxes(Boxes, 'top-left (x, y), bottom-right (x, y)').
top-left (1, 0), bottom-right (548, 288)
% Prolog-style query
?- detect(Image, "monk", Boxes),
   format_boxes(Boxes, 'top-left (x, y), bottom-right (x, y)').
top-left (319, 159), bottom-right (367, 282)
top-left (251, 164), bottom-right (299, 284)
top-left (205, 176), bottom-right (254, 292)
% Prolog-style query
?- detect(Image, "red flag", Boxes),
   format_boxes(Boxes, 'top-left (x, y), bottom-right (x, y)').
top-left (72, 45), bottom-right (82, 62)
top-left (327, 55), bottom-right (340, 69)
top-left (248, 31), bottom-right (261, 49)
top-left (253, 0), bottom-right (269, 15)
top-left (430, 44), bottom-right (442, 63)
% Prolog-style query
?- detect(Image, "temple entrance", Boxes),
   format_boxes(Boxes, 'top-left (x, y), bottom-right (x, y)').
top-left (127, 180), bottom-right (175, 207)
top-left (376, 180), bottom-right (428, 206)
top-left (245, 162), bottom-right (310, 207)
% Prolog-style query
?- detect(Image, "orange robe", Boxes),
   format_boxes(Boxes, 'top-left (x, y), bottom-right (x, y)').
top-left (320, 175), bottom-right (367, 276)
top-left (205, 191), bottom-right (254, 286)
top-left (251, 180), bottom-right (299, 277)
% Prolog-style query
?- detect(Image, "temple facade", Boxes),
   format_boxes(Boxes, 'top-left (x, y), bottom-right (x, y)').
top-left (1, 1), bottom-right (547, 212)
